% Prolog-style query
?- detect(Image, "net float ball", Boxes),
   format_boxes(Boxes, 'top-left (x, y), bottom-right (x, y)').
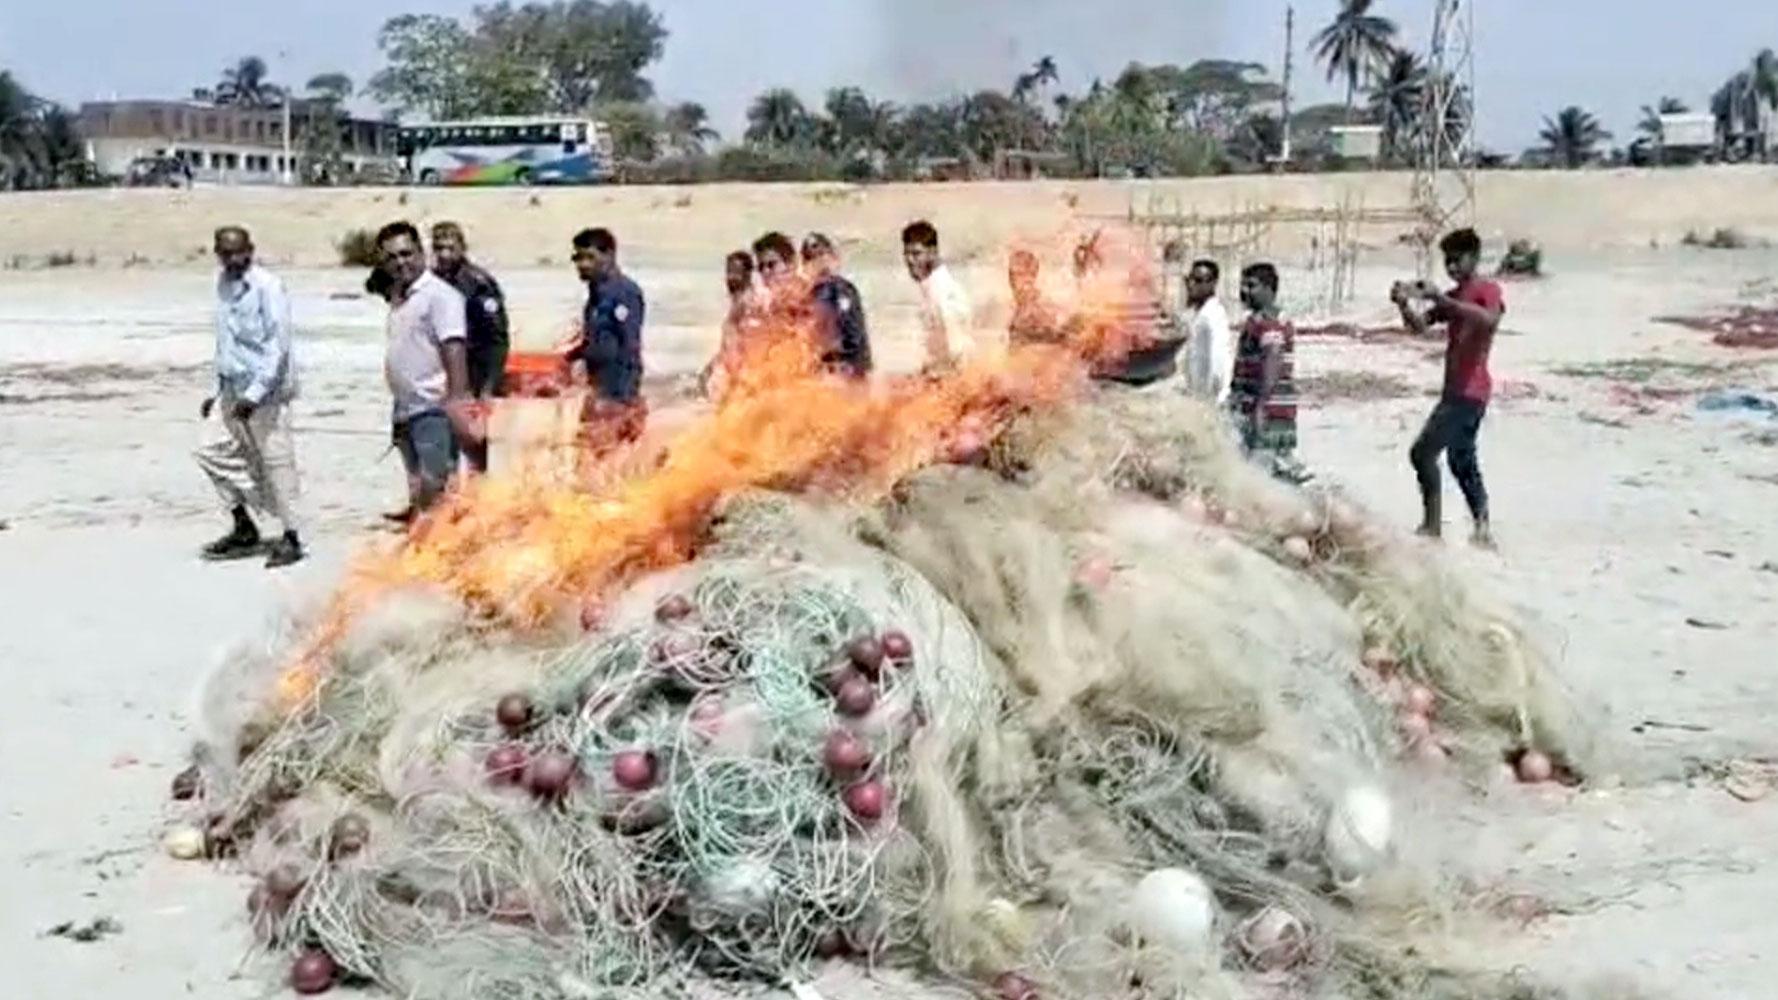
top-left (835, 676), bottom-right (876, 717)
top-left (823, 729), bottom-right (872, 779)
top-left (1282, 536), bottom-right (1314, 563)
top-left (612, 749), bottom-right (659, 792)
top-left (328, 813), bottom-right (371, 860)
top-left (1324, 784), bottom-right (1393, 881)
top-left (1128, 868), bottom-right (1216, 955)
top-left (843, 779), bottom-right (887, 822)
top-left (846, 635), bottom-right (886, 678)
top-left (1516, 750), bottom-right (1555, 784)
top-left (495, 692), bottom-right (534, 734)
top-left (265, 864), bottom-right (308, 901)
top-left (169, 764), bottom-right (201, 801)
top-left (993, 972), bottom-right (1040, 1000)
top-left (162, 825), bottom-right (206, 860)
top-left (485, 743), bottom-right (529, 786)
top-left (879, 630), bottom-right (914, 667)
top-left (1240, 906), bottom-right (1308, 972)
top-left (1397, 710), bottom-right (1432, 743)
top-left (1403, 684), bottom-right (1437, 719)
top-left (290, 949), bottom-right (337, 995)
top-left (654, 592), bottom-right (694, 623)
top-left (1360, 645), bottom-right (1397, 677)
top-left (814, 929), bottom-right (851, 959)
top-left (525, 750), bottom-right (579, 801)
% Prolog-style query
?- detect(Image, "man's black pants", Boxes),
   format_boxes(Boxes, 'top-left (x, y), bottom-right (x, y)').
top-left (1410, 396), bottom-right (1488, 522)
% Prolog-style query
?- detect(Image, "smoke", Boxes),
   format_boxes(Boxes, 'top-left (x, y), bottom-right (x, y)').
top-left (868, 0), bottom-right (1235, 100)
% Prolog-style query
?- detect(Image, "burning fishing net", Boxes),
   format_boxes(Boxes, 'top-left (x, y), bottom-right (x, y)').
top-left (174, 231), bottom-right (1593, 1000)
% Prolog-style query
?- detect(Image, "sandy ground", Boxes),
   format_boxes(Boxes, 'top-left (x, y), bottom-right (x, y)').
top-left (2, 175), bottom-right (1777, 999)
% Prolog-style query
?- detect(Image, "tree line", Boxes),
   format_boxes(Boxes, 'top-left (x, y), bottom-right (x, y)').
top-left (2, 0), bottom-right (1776, 189)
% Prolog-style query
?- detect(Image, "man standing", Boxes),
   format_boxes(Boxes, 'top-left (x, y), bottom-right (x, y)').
top-left (902, 220), bottom-right (979, 373)
top-left (379, 221), bottom-right (479, 516)
top-left (801, 232), bottom-right (872, 378)
top-left (1178, 258), bottom-right (1233, 406)
top-left (1229, 262), bottom-right (1305, 482)
top-left (702, 250), bottom-right (768, 398)
top-left (567, 227), bottom-right (647, 454)
top-left (195, 226), bottom-right (304, 568)
top-left (430, 221), bottom-right (508, 473)
top-left (1392, 227), bottom-right (1504, 547)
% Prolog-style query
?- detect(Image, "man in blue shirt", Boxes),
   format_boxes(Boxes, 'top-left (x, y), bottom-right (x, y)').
top-left (194, 226), bottom-right (304, 568)
top-left (801, 232), bottom-right (872, 379)
top-left (567, 227), bottom-right (647, 454)
top-left (431, 221), bottom-right (508, 473)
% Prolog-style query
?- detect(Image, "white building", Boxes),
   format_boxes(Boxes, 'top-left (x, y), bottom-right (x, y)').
top-left (76, 100), bottom-right (398, 185)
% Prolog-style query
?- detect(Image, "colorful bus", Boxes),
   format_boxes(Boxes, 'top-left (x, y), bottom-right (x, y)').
top-left (398, 117), bottom-right (614, 186)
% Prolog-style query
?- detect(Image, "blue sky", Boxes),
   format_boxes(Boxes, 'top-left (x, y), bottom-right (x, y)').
top-left (3, 1), bottom-right (1776, 151)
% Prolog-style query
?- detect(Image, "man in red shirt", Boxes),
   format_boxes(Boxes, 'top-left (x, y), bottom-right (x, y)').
top-left (1392, 227), bottom-right (1504, 548)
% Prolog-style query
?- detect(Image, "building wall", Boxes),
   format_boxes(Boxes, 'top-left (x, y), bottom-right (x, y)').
top-left (77, 101), bottom-right (398, 184)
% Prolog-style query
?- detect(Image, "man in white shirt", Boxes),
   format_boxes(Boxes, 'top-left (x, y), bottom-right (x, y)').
top-left (1178, 258), bottom-right (1234, 405)
top-left (377, 221), bottom-right (479, 518)
top-left (194, 225), bottom-right (304, 568)
top-left (901, 220), bottom-right (979, 372)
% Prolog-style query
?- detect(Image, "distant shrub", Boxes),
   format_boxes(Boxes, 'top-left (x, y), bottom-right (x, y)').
top-left (43, 251), bottom-right (79, 268)
top-left (335, 228), bottom-right (380, 267)
top-left (1682, 227), bottom-right (1751, 250)
top-left (1499, 238), bottom-right (1544, 276)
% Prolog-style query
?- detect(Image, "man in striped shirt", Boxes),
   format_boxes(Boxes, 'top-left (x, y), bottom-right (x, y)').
top-left (1229, 262), bottom-right (1307, 482)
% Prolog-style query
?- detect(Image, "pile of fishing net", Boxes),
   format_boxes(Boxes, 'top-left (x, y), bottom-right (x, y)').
top-left (179, 388), bottom-right (1595, 1000)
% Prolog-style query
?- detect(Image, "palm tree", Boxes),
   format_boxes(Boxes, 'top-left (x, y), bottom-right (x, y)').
top-left (216, 55), bottom-right (283, 108)
top-left (822, 87), bottom-right (877, 156)
top-left (662, 102), bottom-right (718, 156)
top-left (1311, 0), bottom-right (1398, 120)
top-left (1366, 49), bottom-right (1426, 162)
top-left (1637, 97), bottom-right (1688, 140)
top-left (744, 88), bottom-right (814, 148)
top-left (1538, 106), bottom-right (1611, 168)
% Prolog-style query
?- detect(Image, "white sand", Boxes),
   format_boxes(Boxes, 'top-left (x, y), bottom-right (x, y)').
top-left (2, 174), bottom-right (1775, 998)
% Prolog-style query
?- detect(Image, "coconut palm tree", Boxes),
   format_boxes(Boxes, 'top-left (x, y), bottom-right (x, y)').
top-left (744, 88), bottom-right (815, 148)
top-left (662, 102), bottom-right (718, 156)
top-left (1366, 49), bottom-right (1426, 162)
top-left (1539, 106), bottom-right (1611, 168)
top-left (1637, 97), bottom-right (1688, 140)
top-left (216, 55), bottom-right (284, 108)
top-left (1311, 0), bottom-right (1398, 121)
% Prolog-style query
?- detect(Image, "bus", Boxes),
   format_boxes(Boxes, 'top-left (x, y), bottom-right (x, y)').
top-left (398, 117), bottom-right (614, 186)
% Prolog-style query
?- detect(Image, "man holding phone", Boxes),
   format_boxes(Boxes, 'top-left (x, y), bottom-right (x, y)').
top-left (1391, 228), bottom-right (1505, 548)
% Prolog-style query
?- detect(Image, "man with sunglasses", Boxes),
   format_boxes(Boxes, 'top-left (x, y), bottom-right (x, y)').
top-left (1178, 258), bottom-right (1233, 406)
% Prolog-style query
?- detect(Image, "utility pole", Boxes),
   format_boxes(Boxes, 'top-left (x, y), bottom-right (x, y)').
top-left (1279, 5), bottom-right (1295, 166)
top-left (278, 48), bottom-right (294, 186)
top-left (1411, 0), bottom-right (1477, 277)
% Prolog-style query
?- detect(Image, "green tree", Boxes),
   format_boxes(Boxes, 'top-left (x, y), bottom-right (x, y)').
top-left (0, 72), bottom-right (89, 189)
top-left (369, 3), bottom-right (666, 119)
top-left (215, 55), bottom-right (284, 108)
top-left (1538, 106), bottom-right (1611, 168)
top-left (1311, 0), bottom-right (1398, 120)
top-left (1156, 59), bottom-right (1284, 139)
top-left (306, 73), bottom-right (354, 104)
top-left (1366, 49), bottom-right (1425, 162)
top-left (1637, 97), bottom-right (1688, 140)
top-left (368, 15), bottom-right (477, 118)
top-left (298, 74), bottom-right (356, 185)
top-left (662, 101), bottom-right (717, 155)
top-left (601, 101), bottom-right (662, 162)
top-left (959, 89), bottom-right (1045, 162)
top-left (745, 88), bottom-right (817, 148)
top-left (473, 1), bottom-right (667, 109)
top-left (892, 101), bottom-right (966, 160)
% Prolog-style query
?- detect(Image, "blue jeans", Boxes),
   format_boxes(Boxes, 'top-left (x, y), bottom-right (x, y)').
top-left (394, 410), bottom-right (458, 510)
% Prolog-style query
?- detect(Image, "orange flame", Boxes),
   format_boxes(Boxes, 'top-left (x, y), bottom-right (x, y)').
top-left (274, 229), bottom-right (1163, 708)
